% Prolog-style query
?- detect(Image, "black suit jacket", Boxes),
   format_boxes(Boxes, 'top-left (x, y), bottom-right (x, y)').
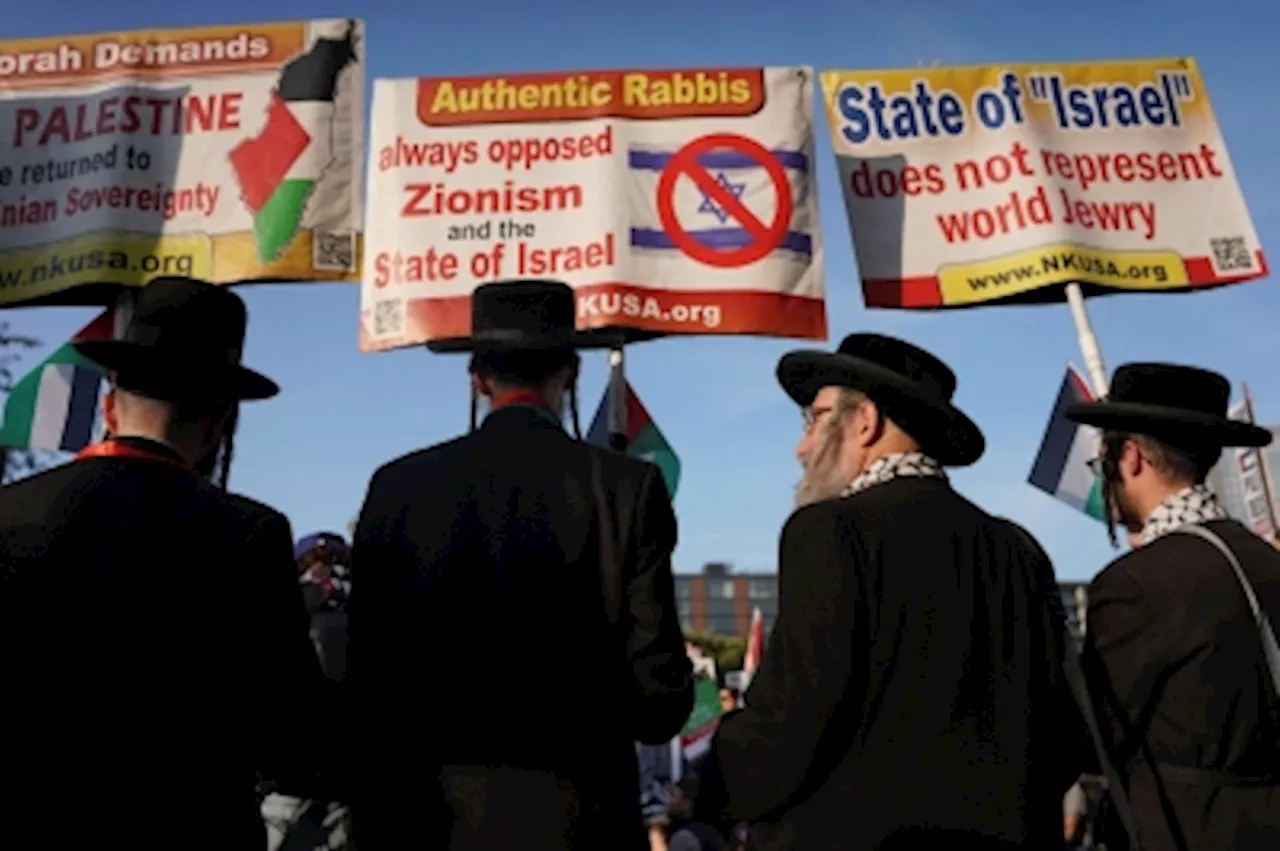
top-left (702, 478), bottom-right (1084, 851)
top-left (349, 406), bottom-right (693, 850)
top-left (0, 438), bottom-right (341, 849)
top-left (1084, 519), bottom-right (1280, 851)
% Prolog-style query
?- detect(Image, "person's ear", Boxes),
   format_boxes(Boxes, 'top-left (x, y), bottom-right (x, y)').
top-left (471, 371), bottom-right (495, 398)
top-left (101, 388), bottom-right (119, 436)
top-left (1120, 439), bottom-right (1143, 479)
top-left (852, 398), bottom-right (884, 449)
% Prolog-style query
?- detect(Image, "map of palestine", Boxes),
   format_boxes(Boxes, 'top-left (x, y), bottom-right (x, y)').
top-left (229, 21), bottom-right (357, 264)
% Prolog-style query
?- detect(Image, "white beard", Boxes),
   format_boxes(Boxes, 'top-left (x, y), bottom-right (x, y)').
top-left (794, 425), bottom-right (855, 508)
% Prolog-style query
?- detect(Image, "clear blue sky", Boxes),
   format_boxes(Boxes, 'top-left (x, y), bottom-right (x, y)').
top-left (7, 0), bottom-right (1278, 581)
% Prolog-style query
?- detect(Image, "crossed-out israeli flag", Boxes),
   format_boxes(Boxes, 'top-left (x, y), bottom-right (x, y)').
top-left (627, 146), bottom-right (813, 259)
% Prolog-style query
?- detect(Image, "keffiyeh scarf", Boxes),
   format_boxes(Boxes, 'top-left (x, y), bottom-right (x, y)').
top-left (843, 452), bottom-right (947, 497)
top-left (1139, 484), bottom-right (1227, 546)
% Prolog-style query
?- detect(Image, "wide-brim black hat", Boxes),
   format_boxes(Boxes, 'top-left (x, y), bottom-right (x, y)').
top-left (74, 277), bottom-right (278, 401)
top-left (1065, 362), bottom-right (1271, 448)
top-left (777, 333), bottom-right (985, 467)
top-left (438, 279), bottom-right (604, 353)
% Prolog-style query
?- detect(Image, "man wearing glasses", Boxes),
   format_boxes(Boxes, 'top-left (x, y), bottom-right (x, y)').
top-left (1066, 362), bottom-right (1280, 851)
top-left (697, 333), bottom-right (1084, 850)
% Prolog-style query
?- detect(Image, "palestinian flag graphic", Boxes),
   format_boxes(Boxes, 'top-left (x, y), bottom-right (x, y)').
top-left (229, 23), bottom-right (357, 263)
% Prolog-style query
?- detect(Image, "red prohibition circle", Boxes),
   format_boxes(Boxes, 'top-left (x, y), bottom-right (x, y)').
top-left (655, 133), bottom-right (793, 269)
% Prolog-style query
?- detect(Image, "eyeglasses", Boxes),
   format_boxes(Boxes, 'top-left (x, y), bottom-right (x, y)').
top-left (801, 405), bottom-right (834, 434)
top-left (1086, 443), bottom-right (1152, 477)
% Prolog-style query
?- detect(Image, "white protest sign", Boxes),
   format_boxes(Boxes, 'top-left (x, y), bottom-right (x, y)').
top-left (359, 67), bottom-right (825, 351)
top-left (820, 59), bottom-right (1265, 310)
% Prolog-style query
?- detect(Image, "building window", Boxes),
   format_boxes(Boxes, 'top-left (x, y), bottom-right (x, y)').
top-left (748, 579), bottom-right (776, 599)
top-left (707, 615), bottom-right (738, 635)
top-left (752, 599), bottom-right (778, 621)
top-left (715, 580), bottom-right (735, 599)
top-left (704, 599), bottom-right (735, 619)
top-left (674, 580), bottom-right (692, 600)
top-left (677, 600), bottom-right (692, 620)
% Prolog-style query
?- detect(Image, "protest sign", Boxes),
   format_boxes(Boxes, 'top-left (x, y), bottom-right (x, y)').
top-left (359, 67), bottom-right (825, 352)
top-left (1228, 401), bottom-right (1277, 541)
top-left (0, 19), bottom-right (364, 307)
top-left (819, 59), bottom-right (1266, 309)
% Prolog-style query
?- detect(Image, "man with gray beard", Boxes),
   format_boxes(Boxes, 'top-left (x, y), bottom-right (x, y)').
top-left (698, 333), bottom-right (1085, 851)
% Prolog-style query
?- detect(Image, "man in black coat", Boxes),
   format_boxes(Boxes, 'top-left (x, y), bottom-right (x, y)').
top-left (349, 279), bottom-right (694, 851)
top-left (0, 278), bottom-right (342, 849)
top-left (699, 333), bottom-right (1084, 850)
top-left (1066, 363), bottom-right (1280, 851)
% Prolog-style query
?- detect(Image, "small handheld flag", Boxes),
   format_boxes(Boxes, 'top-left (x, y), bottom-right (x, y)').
top-left (587, 379), bottom-right (681, 500)
top-left (1028, 365), bottom-right (1106, 522)
top-left (0, 309), bottom-right (115, 453)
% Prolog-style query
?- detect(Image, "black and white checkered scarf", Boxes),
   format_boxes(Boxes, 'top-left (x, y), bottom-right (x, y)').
top-left (843, 452), bottom-right (947, 498)
top-left (1139, 484), bottom-right (1227, 546)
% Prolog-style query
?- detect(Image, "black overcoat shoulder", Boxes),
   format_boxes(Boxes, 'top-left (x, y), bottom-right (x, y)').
top-left (702, 478), bottom-right (1084, 851)
top-left (0, 440), bottom-right (339, 849)
top-left (1084, 519), bottom-right (1280, 851)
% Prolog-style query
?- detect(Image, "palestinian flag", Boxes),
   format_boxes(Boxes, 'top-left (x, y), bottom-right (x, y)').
top-left (0, 310), bottom-right (116, 452)
top-left (229, 24), bottom-right (357, 262)
top-left (1028, 365), bottom-right (1106, 522)
top-left (679, 676), bottom-right (724, 762)
top-left (587, 378), bottom-right (681, 500)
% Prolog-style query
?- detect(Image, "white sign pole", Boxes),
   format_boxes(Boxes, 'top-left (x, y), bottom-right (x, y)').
top-left (1064, 283), bottom-right (1109, 398)
top-left (607, 347), bottom-right (627, 450)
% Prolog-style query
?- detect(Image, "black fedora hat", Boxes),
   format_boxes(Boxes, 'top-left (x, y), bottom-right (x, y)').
top-left (776, 333), bottom-right (985, 467)
top-left (1065, 362), bottom-right (1271, 448)
top-left (74, 277), bottom-right (278, 401)
top-left (451, 279), bottom-right (603, 353)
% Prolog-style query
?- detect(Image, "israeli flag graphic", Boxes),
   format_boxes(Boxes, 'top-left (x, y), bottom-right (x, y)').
top-left (626, 146), bottom-right (813, 260)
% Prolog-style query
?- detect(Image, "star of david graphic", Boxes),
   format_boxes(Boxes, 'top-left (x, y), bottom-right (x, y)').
top-left (696, 172), bottom-right (747, 224)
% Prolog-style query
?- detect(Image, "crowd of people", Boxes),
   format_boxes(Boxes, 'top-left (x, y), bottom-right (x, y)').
top-left (1, 275), bottom-right (1277, 850)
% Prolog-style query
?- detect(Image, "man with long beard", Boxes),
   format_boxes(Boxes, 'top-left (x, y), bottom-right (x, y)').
top-left (1066, 363), bottom-right (1280, 851)
top-left (699, 333), bottom-right (1084, 850)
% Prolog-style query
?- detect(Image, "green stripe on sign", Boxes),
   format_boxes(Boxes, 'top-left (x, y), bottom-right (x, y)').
top-left (253, 179), bottom-right (314, 262)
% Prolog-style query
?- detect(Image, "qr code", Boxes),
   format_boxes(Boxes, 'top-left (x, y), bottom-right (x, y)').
top-left (373, 300), bottom-right (404, 338)
top-left (313, 230), bottom-right (356, 272)
top-left (1210, 237), bottom-right (1252, 273)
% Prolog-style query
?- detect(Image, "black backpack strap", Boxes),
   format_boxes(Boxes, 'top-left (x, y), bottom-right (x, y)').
top-left (1001, 518), bottom-right (1144, 851)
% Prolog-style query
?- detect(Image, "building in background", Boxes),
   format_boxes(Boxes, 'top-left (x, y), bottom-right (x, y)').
top-left (1206, 424), bottom-right (1280, 538)
top-left (674, 563), bottom-right (777, 637)
top-left (676, 562), bottom-right (1090, 649)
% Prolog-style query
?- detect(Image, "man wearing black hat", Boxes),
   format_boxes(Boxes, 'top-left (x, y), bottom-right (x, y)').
top-left (0, 278), bottom-right (342, 848)
top-left (698, 333), bottom-right (1083, 850)
top-left (1066, 363), bottom-right (1280, 851)
top-left (349, 279), bottom-right (693, 851)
